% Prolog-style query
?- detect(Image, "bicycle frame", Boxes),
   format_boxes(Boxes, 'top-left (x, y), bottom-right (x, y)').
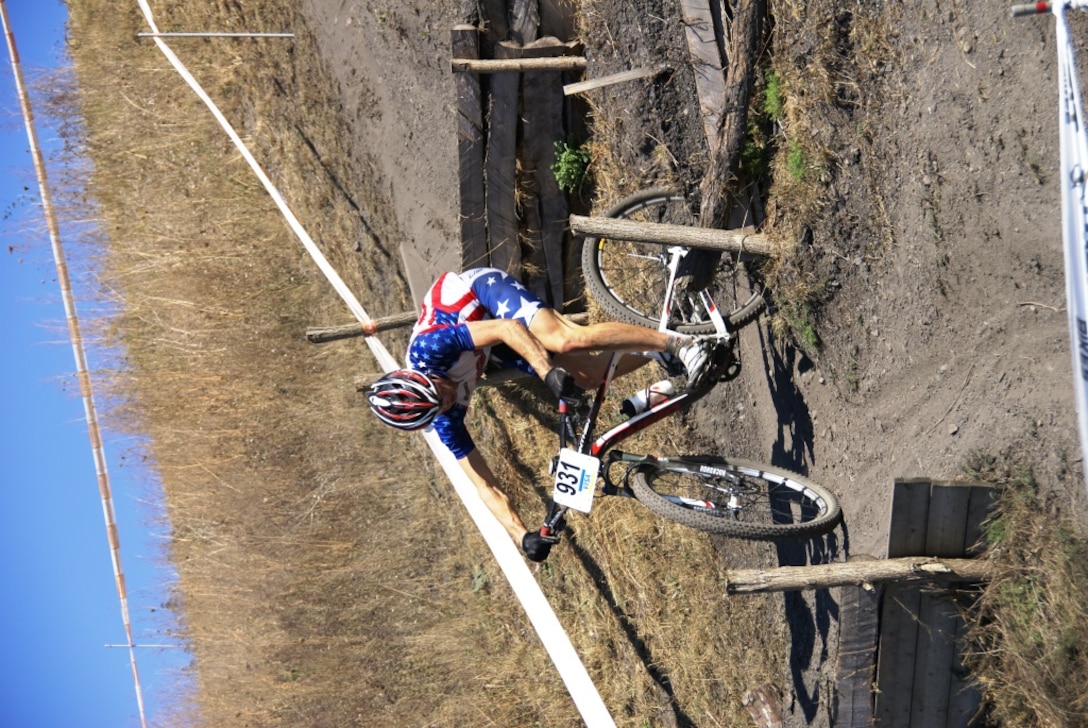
top-left (540, 346), bottom-right (727, 536)
top-left (658, 245), bottom-right (730, 337)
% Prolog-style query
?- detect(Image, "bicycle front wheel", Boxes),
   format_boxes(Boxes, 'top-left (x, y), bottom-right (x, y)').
top-left (581, 188), bottom-right (766, 335)
top-left (629, 455), bottom-right (841, 540)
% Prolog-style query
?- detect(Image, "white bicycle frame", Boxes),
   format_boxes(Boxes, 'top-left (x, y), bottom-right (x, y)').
top-left (658, 245), bottom-right (731, 338)
top-left (1014, 0), bottom-right (1088, 498)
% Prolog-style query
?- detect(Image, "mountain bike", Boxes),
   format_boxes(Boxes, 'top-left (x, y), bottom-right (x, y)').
top-left (535, 340), bottom-right (841, 543)
top-left (580, 188), bottom-right (767, 335)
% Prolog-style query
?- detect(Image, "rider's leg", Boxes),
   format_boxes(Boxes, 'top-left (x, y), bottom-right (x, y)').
top-left (528, 308), bottom-right (679, 354)
top-left (551, 351), bottom-right (654, 389)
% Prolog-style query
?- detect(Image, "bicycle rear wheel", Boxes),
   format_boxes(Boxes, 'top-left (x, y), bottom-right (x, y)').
top-left (581, 188), bottom-right (766, 335)
top-left (629, 455), bottom-right (840, 540)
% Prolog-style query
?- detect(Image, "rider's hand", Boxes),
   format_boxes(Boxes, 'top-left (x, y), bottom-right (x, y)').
top-left (545, 366), bottom-right (583, 402)
top-left (522, 530), bottom-right (560, 562)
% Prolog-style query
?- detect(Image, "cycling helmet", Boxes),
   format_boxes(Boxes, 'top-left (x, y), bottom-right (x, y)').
top-left (367, 369), bottom-right (442, 431)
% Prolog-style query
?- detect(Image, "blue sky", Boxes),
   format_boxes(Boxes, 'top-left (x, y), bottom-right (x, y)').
top-left (1, 2), bottom-right (192, 726)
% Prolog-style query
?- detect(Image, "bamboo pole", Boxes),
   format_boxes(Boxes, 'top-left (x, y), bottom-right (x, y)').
top-left (569, 214), bottom-right (772, 257)
top-left (725, 557), bottom-right (993, 595)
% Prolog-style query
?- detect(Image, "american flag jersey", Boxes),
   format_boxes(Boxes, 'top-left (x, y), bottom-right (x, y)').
top-left (406, 268), bottom-right (544, 459)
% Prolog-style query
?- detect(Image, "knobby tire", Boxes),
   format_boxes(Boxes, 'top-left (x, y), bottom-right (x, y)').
top-left (629, 455), bottom-right (841, 540)
top-left (581, 188), bottom-right (766, 335)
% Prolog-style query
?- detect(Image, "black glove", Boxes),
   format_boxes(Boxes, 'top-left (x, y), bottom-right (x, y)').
top-left (522, 531), bottom-right (560, 562)
top-left (545, 366), bottom-right (583, 401)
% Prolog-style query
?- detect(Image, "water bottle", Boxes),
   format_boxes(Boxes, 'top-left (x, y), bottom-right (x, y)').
top-left (621, 379), bottom-right (676, 417)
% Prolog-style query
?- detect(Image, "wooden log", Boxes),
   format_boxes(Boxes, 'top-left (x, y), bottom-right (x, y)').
top-left (569, 214), bottom-right (771, 257)
top-left (698, 0), bottom-right (765, 231)
top-left (306, 311), bottom-right (419, 343)
top-left (451, 56), bottom-right (587, 73)
top-left (452, 25), bottom-right (488, 269)
top-left (724, 557), bottom-right (992, 594)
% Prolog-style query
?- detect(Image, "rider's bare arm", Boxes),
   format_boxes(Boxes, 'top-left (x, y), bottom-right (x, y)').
top-left (457, 448), bottom-right (529, 543)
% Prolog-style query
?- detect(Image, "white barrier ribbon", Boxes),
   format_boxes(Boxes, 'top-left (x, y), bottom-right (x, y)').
top-left (1055, 2), bottom-right (1088, 499)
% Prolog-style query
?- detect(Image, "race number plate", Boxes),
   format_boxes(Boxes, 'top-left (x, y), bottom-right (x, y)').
top-left (552, 448), bottom-right (600, 514)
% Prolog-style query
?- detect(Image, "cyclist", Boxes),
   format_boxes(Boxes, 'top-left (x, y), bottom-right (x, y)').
top-left (367, 267), bottom-right (713, 562)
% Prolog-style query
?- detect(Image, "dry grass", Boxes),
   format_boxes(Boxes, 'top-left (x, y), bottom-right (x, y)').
top-left (956, 453), bottom-right (1088, 728)
top-left (63, 0), bottom-right (787, 726)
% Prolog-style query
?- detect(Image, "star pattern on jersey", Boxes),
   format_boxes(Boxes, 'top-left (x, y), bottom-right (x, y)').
top-left (408, 327), bottom-right (464, 372)
top-left (510, 295), bottom-right (542, 325)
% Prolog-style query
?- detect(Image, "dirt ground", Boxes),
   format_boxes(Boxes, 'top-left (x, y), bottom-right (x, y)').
top-left (298, 0), bottom-right (1087, 724)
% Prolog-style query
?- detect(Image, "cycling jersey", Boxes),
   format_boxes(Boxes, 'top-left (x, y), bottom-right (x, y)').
top-left (407, 268), bottom-right (545, 458)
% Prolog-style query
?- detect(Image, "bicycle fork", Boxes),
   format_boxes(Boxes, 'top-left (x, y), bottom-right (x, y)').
top-left (659, 246), bottom-right (730, 338)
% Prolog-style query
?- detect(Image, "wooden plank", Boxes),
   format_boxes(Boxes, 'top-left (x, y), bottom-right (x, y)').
top-left (963, 484), bottom-right (998, 556)
top-left (947, 616), bottom-right (982, 727)
top-left (520, 38), bottom-right (572, 309)
top-left (479, 0), bottom-right (508, 42)
top-left (886, 478), bottom-right (933, 557)
top-left (452, 25), bottom-right (488, 270)
top-left (563, 65), bottom-right (666, 96)
top-left (909, 484), bottom-right (971, 727)
top-left (484, 41), bottom-right (523, 277)
top-left (925, 483), bottom-right (972, 557)
top-left (835, 576), bottom-right (881, 727)
top-left (911, 587), bottom-right (961, 728)
top-left (678, 0), bottom-right (726, 149)
top-left (539, 0), bottom-right (575, 40)
top-left (509, 0), bottom-right (540, 45)
top-left (874, 479), bottom-right (932, 728)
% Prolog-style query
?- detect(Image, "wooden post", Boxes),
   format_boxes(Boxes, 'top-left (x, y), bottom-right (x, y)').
top-left (452, 25), bottom-right (488, 269)
top-left (724, 557), bottom-right (992, 594)
top-left (569, 214), bottom-right (772, 257)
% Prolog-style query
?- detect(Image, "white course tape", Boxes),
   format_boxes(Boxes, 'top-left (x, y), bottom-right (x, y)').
top-left (1055, 2), bottom-right (1088, 500)
top-left (132, 2), bottom-right (616, 723)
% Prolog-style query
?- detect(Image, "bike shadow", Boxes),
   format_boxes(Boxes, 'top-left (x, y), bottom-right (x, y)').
top-left (757, 326), bottom-right (849, 723)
